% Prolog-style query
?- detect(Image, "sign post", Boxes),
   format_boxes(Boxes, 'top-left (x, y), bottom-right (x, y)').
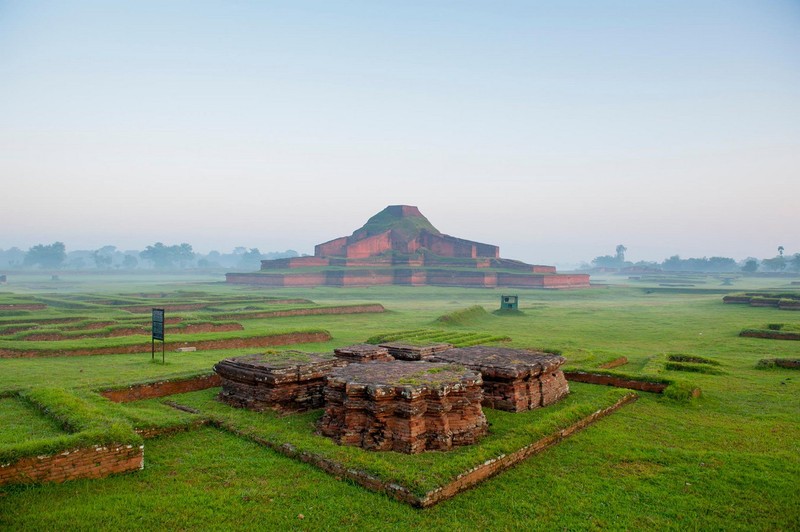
top-left (152, 308), bottom-right (165, 363)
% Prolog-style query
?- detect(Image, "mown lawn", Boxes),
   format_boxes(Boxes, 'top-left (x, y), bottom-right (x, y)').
top-left (0, 274), bottom-right (799, 529)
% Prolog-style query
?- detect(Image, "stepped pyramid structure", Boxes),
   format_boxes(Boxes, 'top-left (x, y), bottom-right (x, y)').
top-left (226, 205), bottom-right (590, 288)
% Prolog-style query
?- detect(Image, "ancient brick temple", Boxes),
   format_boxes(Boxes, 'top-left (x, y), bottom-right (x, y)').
top-left (226, 205), bottom-right (590, 289)
top-left (318, 361), bottom-right (488, 454)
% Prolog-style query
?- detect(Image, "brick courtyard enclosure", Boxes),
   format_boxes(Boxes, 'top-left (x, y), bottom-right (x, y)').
top-left (429, 346), bottom-right (570, 412)
top-left (318, 361), bottom-right (488, 454)
top-left (214, 351), bottom-right (346, 412)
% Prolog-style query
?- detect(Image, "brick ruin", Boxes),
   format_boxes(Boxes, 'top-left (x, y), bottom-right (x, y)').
top-left (226, 205), bottom-right (590, 289)
top-left (317, 361), bottom-right (488, 454)
top-left (214, 351), bottom-right (346, 412)
top-left (214, 342), bottom-right (572, 453)
top-left (429, 346), bottom-right (570, 412)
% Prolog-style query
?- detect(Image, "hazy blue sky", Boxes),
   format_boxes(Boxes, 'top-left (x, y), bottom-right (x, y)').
top-left (2, 1), bottom-right (798, 266)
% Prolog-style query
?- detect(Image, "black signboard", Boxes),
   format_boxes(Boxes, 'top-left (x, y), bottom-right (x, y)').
top-left (152, 308), bottom-right (165, 341)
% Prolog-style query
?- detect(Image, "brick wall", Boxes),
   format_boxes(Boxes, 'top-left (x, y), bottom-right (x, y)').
top-left (345, 232), bottom-right (392, 258)
top-left (0, 444), bottom-right (143, 486)
top-left (100, 374), bottom-right (222, 403)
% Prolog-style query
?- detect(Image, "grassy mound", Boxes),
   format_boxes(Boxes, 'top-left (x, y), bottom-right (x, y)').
top-left (366, 328), bottom-right (510, 347)
top-left (0, 388), bottom-right (141, 464)
top-left (434, 305), bottom-right (492, 326)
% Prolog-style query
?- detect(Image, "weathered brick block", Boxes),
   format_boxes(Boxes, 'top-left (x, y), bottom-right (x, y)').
top-left (429, 346), bottom-right (569, 412)
top-left (214, 351), bottom-right (347, 412)
top-left (318, 361), bottom-right (487, 454)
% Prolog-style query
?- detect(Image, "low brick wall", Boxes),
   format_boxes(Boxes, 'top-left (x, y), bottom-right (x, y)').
top-left (215, 304), bottom-right (385, 320)
top-left (0, 331), bottom-right (332, 359)
top-left (101, 374), bottom-right (222, 403)
top-left (563, 371), bottom-right (668, 393)
top-left (740, 330), bottom-right (800, 341)
top-left (0, 444), bottom-right (143, 486)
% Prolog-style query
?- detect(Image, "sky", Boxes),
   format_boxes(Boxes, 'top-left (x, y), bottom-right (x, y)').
top-left (1, 0), bottom-right (799, 267)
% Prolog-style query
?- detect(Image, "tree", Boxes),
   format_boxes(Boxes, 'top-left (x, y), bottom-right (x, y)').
top-left (92, 245), bottom-right (116, 269)
top-left (24, 242), bottom-right (66, 269)
top-left (615, 244), bottom-right (627, 262)
top-left (237, 248), bottom-right (263, 269)
top-left (122, 255), bottom-right (138, 269)
top-left (789, 253), bottom-right (800, 272)
top-left (778, 246), bottom-right (784, 257)
top-left (140, 242), bottom-right (195, 269)
top-left (741, 259), bottom-right (759, 273)
top-left (174, 243), bottom-right (195, 268)
top-left (761, 256), bottom-right (786, 272)
top-left (591, 255), bottom-right (618, 268)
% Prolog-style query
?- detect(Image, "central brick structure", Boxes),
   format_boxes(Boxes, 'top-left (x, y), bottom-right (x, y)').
top-left (214, 351), bottom-right (346, 412)
top-left (428, 346), bottom-right (570, 412)
top-left (226, 205), bottom-right (590, 289)
top-left (318, 361), bottom-right (488, 454)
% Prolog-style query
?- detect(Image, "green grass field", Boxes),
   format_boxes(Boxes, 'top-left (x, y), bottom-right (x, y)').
top-left (0, 273), bottom-right (799, 530)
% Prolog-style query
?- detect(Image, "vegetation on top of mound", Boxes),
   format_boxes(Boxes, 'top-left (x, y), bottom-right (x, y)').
top-left (434, 305), bottom-right (492, 326)
top-left (756, 358), bottom-right (800, 369)
top-left (354, 206), bottom-right (440, 240)
top-left (664, 362), bottom-right (725, 375)
top-left (739, 328), bottom-right (800, 340)
top-left (0, 397), bottom-right (66, 446)
top-left (667, 354), bottom-right (721, 365)
top-left (492, 308), bottom-right (526, 316)
top-left (0, 388), bottom-right (141, 464)
top-left (365, 328), bottom-right (510, 347)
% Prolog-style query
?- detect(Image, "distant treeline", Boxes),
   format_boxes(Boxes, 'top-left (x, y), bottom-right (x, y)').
top-left (0, 242), bottom-right (299, 271)
top-left (589, 245), bottom-right (799, 273)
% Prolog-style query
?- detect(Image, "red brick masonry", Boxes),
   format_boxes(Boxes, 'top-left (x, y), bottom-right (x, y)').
top-left (0, 444), bottom-right (143, 486)
top-left (429, 346), bottom-right (570, 412)
top-left (100, 374), bottom-right (222, 403)
top-left (563, 371), bottom-right (668, 393)
top-left (319, 361), bottom-right (488, 454)
top-left (215, 352), bottom-right (347, 412)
